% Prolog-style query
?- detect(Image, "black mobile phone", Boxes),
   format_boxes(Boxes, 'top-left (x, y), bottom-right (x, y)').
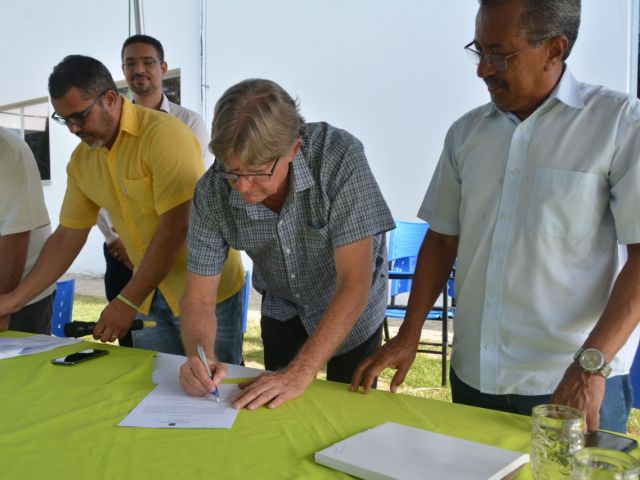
top-left (586, 430), bottom-right (638, 453)
top-left (51, 349), bottom-right (108, 366)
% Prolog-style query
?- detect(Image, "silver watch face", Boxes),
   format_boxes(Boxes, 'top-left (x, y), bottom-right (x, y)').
top-left (580, 348), bottom-right (605, 371)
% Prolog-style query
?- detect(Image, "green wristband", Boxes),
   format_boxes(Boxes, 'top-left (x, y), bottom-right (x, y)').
top-left (116, 294), bottom-right (139, 312)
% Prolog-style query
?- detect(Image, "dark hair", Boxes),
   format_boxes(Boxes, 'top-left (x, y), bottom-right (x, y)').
top-left (121, 34), bottom-right (165, 61)
top-left (48, 55), bottom-right (117, 99)
top-left (479, 0), bottom-right (581, 60)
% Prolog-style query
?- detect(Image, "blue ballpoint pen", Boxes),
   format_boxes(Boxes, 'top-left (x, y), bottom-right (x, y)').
top-left (196, 344), bottom-right (220, 403)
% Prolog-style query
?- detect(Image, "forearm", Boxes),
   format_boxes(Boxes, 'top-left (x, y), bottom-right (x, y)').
top-left (180, 299), bottom-right (217, 357)
top-left (0, 231), bottom-right (30, 294)
top-left (179, 272), bottom-right (221, 357)
top-left (290, 279), bottom-right (370, 376)
top-left (289, 237), bottom-right (374, 376)
top-left (12, 226), bottom-right (88, 307)
top-left (397, 230), bottom-right (458, 340)
top-left (118, 202), bottom-right (190, 306)
top-left (118, 234), bottom-right (182, 305)
top-left (581, 243), bottom-right (640, 361)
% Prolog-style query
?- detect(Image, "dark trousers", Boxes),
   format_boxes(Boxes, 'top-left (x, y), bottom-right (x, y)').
top-left (9, 292), bottom-right (54, 334)
top-left (103, 242), bottom-right (133, 346)
top-left (450, 368), bottom-right (633, 433)
top-left (260, 314), bottom-right (382, 385)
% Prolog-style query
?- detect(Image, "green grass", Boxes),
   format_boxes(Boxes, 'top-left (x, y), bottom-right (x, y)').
top-left (73, 294), bottom-right (108, 322)
top-left (75, 294), bottom-right (639, 434)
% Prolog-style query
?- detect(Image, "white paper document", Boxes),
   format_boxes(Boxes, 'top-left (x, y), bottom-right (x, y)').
top-left (151, 352), bottom-right (262, 385)
top-left (0, 334), bottom-right (81, 360)
top-left (119, 352), bottom-right (246, 429)
top-left (315, 422), bottom-right (529, 480)
top-left (118, 382), bottom-right (240, 429)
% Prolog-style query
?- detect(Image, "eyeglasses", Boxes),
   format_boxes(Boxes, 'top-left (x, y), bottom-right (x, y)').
top-left (51, 91), bottom-right (107, 127)
top-left (122, 58), bottom-right (161, 70)
top-left (213, 157), bottom-right (281, 182)
top-left (464, 38), bottom-right (548, 72)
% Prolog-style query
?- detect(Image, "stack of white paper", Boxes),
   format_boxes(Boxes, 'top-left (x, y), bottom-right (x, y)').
top-left (315, 422), bottom-right (529, 480)
top-left (0, 335), bottom-right (80, 360)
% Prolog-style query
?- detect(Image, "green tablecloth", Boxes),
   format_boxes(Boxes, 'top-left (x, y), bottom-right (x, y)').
top-left (0, 331), bottom-right (560, 479)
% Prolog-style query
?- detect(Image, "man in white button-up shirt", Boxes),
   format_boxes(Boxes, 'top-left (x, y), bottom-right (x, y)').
top-left (352, 0), bottom-right (640, 433)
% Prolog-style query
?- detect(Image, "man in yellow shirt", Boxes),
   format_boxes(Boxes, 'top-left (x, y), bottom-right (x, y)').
top-left (0, 55), bottom-right (245, 357)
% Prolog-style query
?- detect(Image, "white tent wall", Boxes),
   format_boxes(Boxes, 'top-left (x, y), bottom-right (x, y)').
top-left (0, 0), bottom-right (637, 276)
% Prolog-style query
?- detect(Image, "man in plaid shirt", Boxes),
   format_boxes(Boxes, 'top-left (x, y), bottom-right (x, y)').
top-left (179, 78), bottom-right (395, 409)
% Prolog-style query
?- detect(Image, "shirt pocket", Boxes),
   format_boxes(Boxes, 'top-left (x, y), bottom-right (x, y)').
top-left (526, 168), bottom-right (607, 240)
top-left (301, 223), bottom-right (331, 260)
top-left (123, 176), bottom-right (156, 216)
top-left (233, 220), bottom-right (276, 255)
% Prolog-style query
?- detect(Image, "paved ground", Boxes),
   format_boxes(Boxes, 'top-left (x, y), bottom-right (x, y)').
top-left (63, 274), bottom-right (451, 343)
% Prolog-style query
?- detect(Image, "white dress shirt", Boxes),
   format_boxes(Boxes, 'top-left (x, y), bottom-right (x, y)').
top-left (419, 68), bottom-right (640, 395)
top-left (160, 94), bottom-right (214, 168)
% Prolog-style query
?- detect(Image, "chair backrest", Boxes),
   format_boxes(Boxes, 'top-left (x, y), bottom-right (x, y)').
top-left (388, 221), bottom-right (429, 297)
top-left (388, 221), bottom-right (429, 263)
top-left (51, 279), bottom-right (76, 337)
top-left (242, 271), bottom-right (251, 333)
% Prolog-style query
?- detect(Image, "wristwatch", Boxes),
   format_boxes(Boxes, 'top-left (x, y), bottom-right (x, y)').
top-left (574, 347), bottom-right (612, 378)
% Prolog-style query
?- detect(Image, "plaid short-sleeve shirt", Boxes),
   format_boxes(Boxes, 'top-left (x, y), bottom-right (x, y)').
top-left (189, 122), bottom-right (395, 354)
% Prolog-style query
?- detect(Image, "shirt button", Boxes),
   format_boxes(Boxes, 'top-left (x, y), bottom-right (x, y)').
top-left (285, 247), bottom-right (291, 254)
top-left (295, 293), bottom-right (300, 298)
top-left (290, 274), bottom-right (296, 279)
top-left (520, 125), bottom-right (527, 131)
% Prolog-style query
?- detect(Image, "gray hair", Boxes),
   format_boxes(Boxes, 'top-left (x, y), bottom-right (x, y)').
top-left (210, 78), bottom-right (305, 167)
top-left (479, 0), bottom-right (581, 60)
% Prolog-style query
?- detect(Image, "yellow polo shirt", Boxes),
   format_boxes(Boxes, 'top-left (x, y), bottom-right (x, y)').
top-left (60, 97), bottom-right (244, 315)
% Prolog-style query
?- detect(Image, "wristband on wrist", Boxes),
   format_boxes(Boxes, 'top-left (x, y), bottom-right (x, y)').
top-left (116, 293), bottom-right (139, 312)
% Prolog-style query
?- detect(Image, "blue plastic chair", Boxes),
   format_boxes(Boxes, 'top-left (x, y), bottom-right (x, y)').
top-left (242, 271), bottom-right (251, 333)
top-left (385, 221), bottom-right (455, 386)
top-left (51, 279), bottom-right (75, 337)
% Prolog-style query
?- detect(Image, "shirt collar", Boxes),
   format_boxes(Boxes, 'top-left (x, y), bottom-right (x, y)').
top-left (119, 96), bottom-right (140, 137)
top-left (131, 93), bottom-right (170, 113)
top-left (550, 67), bottom-right (584, 109)
top-left (483, 66), bottom-right (584, 119)
top-left (158, 94), bottom-right (171, 113)
top-left (290, 148), bottom-right (314, 193)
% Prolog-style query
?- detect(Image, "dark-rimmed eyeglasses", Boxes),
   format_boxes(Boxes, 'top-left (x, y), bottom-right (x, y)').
top-left (464, 38), bottom-right (549, 72)
top-left (213, 157), bottom-right (281, 183)
top-left (122, 58), bottom-right (161, 70)
top-left (51, 91), bottom-right (107, 128)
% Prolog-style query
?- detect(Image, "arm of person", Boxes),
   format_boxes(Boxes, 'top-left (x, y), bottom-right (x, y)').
top-left (178, 272), bottom-right (228, 396)
top-left (92, 200), bottom-right (191, 342)
top-left (97, 209), bottom-right (133, 269)
top-left (232, 236), bottom-right (374, 410)
top-left (0, 231), bottom-right (30, 330)
top-left (0, 225), bottom-right (90, 328)
top-left (550, 242), bottom-right (640, 431)
top-left (350, 229), bottom-right (459, 394)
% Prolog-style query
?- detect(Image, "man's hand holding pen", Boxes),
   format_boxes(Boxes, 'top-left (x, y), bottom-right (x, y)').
top-left (179, 346), bottom-right (227, 399)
